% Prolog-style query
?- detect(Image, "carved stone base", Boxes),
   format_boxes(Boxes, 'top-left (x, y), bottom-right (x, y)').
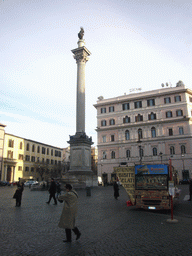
top-left (61, 171), bottom-right (98, 188)
top-left (68, 132), bottom-right (93, 173)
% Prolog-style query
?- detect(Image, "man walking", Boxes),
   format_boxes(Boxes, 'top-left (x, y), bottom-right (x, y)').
top-left (58, 184), bottom-right (81, 243)
top-left (46, 178), bottom-right (57, 205)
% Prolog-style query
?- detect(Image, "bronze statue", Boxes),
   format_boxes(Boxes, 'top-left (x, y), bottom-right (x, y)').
top-left (78, 27), bottom-right (84, 40)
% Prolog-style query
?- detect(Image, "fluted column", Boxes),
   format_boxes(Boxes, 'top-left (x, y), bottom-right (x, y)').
top-left (71, 40), bottom-right (91, 134)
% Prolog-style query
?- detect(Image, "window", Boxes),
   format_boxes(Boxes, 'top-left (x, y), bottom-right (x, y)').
top-left (101, 107), bottom-right (106, 114)
top-left (138, 129), bottom-right (142, 139)
top-left (47, 159), bottom-right (50, 164)
top-left (111, 151), bottom-right (115, 159)
top-left (51, 149), bottom-right (53, 156)
top-left (140, 148), bottom-right (144, 157)
top-left (37, 146), bottom-right (40, 153)
top-left (176, 109), bottom-right (183, 117)
top-left (31, 156), bottom-right (35, 162)
top-left (166, 111), bottom-right (172, 118)
top-left (169, 128), bottom-right (173, 136)
top-left (123, 116), bottom-right (130, 123)
top-left (190, 97), bottom-right (192, 103)
top-left (109, 119), bottom-right (115, 125)
top-left (170, 146), bottom-right (175, 155)
top-left (181, 145), bottom-right (186, 154)
top-left (134, 101), bottom-right (142, 109)
top-left (25, 167), bottom-right (29, 172)
top-left (32, 144), bottom-right (35, 152)
top-left (51, 159), bottom-right (54, 164)
top-left (175, 95), bottom-right (181, 102)
top-left (153, 147), bottom-right (157, 156)
top-left (18, 154), bottom-right (23, 160)
top-left (20, 142), bottom-right (22, 150)
top-left (109, 106), bottom-right (114, 112)
top-left (42, 158), bottom-right (44, 163)
top-left (7, 150), bottom-right (13, 159)
top-left (8, 139), bottom-right (14, 148)
top-left (26, 143), bottom-right (30, 151)
top-left (31, 167), bottom-right (34, 172)
top-left (111, 135), bottom-right (115, 142)
top-left (148, 112), bottom-right (156, 120)
top-left (25, 155), bottom-right (30, 161)
top-left (125, 130), bottom-right (130, 140)
top-left (102, 136), bottom-right (106, 143)
top-left (55, 150), bottom-right (59, 157)
top-left (37, 157), bottom-right (40, 162)
top-left (122, 103), bottom-right (129, 110)
top-left (101, 120), bottom-right (107, 126)
top-left (135, 114), bottom-right (143, 122)
top-left (164, 97), bottom-right (171, 104)
top-left (168, 128), bottom-right (173, 136)
top-left (126, 149), bottom-right (131, 158)
top-left (151, 127), bottom-right (156, 138)
top-left (18, 166), bottom-right (22, 171)
top-left (55, 160), bottom-right (57, 165)
top-left (179, 127), bottom-right (184, 135)
top-left (47, 148), bottom-right (49, 155)
top-left (147, 99), bottom-right (155, 107)
top-left (42, 147), bottom-right (46, 154)
top-left (102, 151), bottom-right (107, 159)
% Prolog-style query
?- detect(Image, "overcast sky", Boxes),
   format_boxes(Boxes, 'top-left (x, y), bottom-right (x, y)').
top-left (0, 0), bottom-right (192, 148)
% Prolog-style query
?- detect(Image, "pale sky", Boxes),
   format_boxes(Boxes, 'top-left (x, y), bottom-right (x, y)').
top-left (0, 0), bottom-right (192, 148)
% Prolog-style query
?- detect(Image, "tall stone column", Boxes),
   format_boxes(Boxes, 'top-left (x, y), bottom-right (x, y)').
top-left (71, 39), bottom-right (91, 134)
top-left (67, 28), bottom-right (94, 177)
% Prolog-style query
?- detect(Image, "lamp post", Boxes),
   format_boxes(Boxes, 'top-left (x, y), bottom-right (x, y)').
top-left (100, 159), bottom-right (103, 186)
top-left (159, 152), bottom-right (163, 164)
top-left (137, 134), bottom-right (142, 165)
top-left (181, 154), bottom-right (185, 172)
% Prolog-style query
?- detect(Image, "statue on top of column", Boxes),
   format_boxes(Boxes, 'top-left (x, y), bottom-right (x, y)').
top-left (78, 27), bottom-right (84, 40)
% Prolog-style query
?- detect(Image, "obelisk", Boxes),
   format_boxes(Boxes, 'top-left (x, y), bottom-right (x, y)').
top-left (67, 28), bottom-right (93, 177)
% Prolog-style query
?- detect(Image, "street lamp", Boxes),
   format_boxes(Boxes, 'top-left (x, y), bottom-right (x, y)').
top-left (159, 152), bottom-right (163, 164)
top-left (181, 154), bottom-right (185, 171)
top-left (137, 136), bottom-right (142, 165)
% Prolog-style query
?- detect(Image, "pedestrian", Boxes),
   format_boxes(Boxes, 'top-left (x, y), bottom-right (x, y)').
top-left (58, 184), bottom-right (81, 243)
top-left (113, 180), bottom-right (119, 200)
top-left (188, 179), bottom-right (192, 201)
top-left (56, 181), bottom-right (61, 198)
top-left (46, 178), bottom-right (57, 205)
top-left (13, 183), bottom-right (24, 207)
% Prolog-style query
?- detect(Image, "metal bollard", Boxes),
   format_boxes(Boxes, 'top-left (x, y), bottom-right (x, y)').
top-left (86, 186), bottom-right (91, 196)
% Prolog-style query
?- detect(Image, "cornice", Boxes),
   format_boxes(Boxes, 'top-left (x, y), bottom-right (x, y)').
top-left (94, 86), bottom-right (191, 108)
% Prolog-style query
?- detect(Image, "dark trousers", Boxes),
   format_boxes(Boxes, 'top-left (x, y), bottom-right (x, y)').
top-left (47, 193), bottom-right (57, 204)
top-left (65, 227), bottom-right (80, 242)
top-left (16, 197), bottom-right (21, 206)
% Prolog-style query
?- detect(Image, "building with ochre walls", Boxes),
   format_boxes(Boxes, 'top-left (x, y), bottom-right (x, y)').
top-left (2, 133), bottom-right (63, 182)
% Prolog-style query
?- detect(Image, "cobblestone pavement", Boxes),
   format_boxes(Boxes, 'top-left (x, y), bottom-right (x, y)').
top-left (0, 185), bottom-right (192, 256)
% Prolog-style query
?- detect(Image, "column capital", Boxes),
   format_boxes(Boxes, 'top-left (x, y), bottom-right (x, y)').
top-left (71, 46), bottom-right (91, 64)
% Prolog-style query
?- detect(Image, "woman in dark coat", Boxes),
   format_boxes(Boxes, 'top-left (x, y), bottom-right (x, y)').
top-left (113, 181), bottom-right (119, 200)
top-left (13, 183), bottom-right (24, 207)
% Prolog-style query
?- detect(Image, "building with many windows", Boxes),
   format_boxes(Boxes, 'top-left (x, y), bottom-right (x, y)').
top-left (94, 83), bottom-right (192, 183)
top-left (1, 133), bottom-right (63, 182)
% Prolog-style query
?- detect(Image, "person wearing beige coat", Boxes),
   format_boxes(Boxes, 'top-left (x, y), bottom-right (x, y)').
top-left (58, 184), bottom-right (81, 242)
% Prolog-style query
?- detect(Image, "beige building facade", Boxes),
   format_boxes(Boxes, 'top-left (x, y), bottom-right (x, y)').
top-left (94, 84), bottom-right (192, 183)
top-left (2, 133), bottom-right (63, 182)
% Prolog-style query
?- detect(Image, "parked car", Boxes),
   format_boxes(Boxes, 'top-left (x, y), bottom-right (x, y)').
top-left (24, 180), bottom-right (39, 187)
top-left (179, 179), bottom-right (190, 185)
top-left (0, 181), bottom-right (8, 186)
